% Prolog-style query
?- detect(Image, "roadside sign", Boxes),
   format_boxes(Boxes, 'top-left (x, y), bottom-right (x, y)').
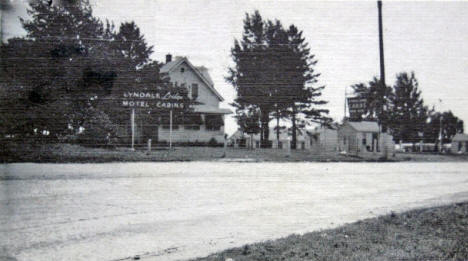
top-left (121, 91), bottom-right (189, 110)
top-left (347, 97), bottom-right (367, 120)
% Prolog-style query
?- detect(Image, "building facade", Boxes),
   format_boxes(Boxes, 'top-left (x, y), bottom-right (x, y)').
top-left (451, 133), bottom-right (468, 153)
top-left (229, 128), bottom-right (311, 150)
top-left (125, 55), bottom-right (231, 145)
top-left (338, 121), bottom-right (395, 158)
top-left (307, 126), bottom-right (339, 153)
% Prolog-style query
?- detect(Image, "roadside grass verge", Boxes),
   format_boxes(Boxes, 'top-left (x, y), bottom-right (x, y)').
top-left (2, 142), bottom-right (468, 163)
top-left (0, 143), bottom-right (360, 163)
top-left (192, 202), bottom-right (468, 261)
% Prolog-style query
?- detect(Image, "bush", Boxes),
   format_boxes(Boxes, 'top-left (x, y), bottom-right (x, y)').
top-left (77, 110), bottom-right (118, 147)
top-left (207, 137), bottom-right (222, 147)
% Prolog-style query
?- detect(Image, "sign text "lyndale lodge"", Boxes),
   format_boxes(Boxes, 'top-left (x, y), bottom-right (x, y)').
top-left (121, 91), bottom-right (187, 109)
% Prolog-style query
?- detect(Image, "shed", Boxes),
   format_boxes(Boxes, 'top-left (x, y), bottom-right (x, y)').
top-left (338, 121), bottom-right (394, 157)
top-left (307, 126), bottom-right (338, 153)
top-left (451, 133), bottom-right (468, 153)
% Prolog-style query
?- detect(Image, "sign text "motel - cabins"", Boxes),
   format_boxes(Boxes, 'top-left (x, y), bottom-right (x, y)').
top-left (122, 91), bottom-right (186, 109)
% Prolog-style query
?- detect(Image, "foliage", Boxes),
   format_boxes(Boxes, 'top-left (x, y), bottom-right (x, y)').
top-left (234, 107), bottom-right (261, 135)
top-left (389, 72), bottom-right (429, 143)
top-left (78, 109), bottom-right (118, 146)
top-left (0, 0), bottom-right (168, 144)
top-left (350, 77), bottom-right (393, 129)
top-left (425, 110), bottom-right (464, 144)
top-left (350, 72), bottom-right (464, 144)
top-left (227, 11), bottom-right (329, 148)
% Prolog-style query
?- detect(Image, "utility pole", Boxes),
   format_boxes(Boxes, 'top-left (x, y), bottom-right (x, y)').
top-left (378, 0), bottom-right (388, 159)
top-left (378, 0), bottom-right (386, 90)
top-left (131, 108), bottom-right (135, 151)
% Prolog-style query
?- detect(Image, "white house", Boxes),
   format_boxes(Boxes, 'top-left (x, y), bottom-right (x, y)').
top-left (126, 55), bottom-right (231, 145)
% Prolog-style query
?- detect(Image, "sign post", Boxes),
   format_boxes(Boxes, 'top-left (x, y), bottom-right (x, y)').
top-left (131, 108), bottom-right (135, 151)
top-left (169, 109), bottom-right (173, 149)
top-left (121, 91), bottom-right (191, 150)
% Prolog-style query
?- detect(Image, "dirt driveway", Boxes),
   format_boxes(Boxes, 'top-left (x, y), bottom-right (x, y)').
top-left (1, 162), bottom-right (468, 261)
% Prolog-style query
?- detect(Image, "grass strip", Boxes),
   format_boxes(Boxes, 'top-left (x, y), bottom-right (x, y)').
top-left (192, 202), bottom-right (468, 261)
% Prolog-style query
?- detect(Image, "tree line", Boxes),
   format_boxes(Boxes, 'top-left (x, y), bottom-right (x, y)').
top-left (228, 11), bottom-right (464, 149)
top-left (350, 72), bottom-right (463, 146)
top-left (0, 0), bottom-right (186, 145)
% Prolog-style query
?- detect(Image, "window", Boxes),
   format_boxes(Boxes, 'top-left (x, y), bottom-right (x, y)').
top-left (191, 83), bottom-right (199, 99)
top-left (362, 137), bottom-right (367, 145)
top-left (301, 142), bottom-right (305, 150)
top-left (205, 115), bottom-right (223, 131)
top-left (180, 67), bottom-right (185, 73)
top-left (255, 141), bottom-right (260, 148)
top-left (278, 141), bottom-right (283, 149)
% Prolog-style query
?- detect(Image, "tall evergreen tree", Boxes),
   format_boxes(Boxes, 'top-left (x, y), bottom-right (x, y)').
top-left (282, 25), bottom-right (329, 149)
top-left (228, 11), bottom-right (329, 148)
top-left (350, 77), bottom-right (393, 128)
top-left (114, 21), bottom-right (153, 70)
top-left (227, 11), bottom-right (273, 147)
top-left (389, 72), bottom-right (428, 143)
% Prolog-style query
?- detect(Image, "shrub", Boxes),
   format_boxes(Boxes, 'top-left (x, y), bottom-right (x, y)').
top-left (77, 110), bottom-right (118, 147)
top-left (207, 137), bottom-right (222, 147)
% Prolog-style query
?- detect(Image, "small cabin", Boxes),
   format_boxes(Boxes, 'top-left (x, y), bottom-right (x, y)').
top-left (307, 126), bottom-right (339, 153)
top-left (338, 121), bottom-right (394, 157)
top-left (451, 133), bottom-right (468, 153)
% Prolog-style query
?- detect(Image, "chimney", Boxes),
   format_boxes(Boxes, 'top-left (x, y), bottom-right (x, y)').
top-left (165, 54), bottom-right (172, 63)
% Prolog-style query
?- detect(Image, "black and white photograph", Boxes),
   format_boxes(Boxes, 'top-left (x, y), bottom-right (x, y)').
top-left (1, 0), bottom-right (467, 260)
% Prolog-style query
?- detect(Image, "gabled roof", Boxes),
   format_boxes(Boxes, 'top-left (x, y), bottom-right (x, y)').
top-left (346, 121), bottom-right (380, 132)
top-left (160, 57), bottom-right (224, 101)
top-left (452, 133), bottom-right (468, 142)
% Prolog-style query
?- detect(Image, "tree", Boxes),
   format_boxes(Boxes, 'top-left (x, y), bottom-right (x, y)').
top-left (228, 11), bottom-right (329, 148)
top-left (227, 11), bottom-right (273, 147)
top-left (388, 72), bottom-right (428, 143)
top-left (425, 110), bottom-right (464, 145)
top-left (282, 24), bottom-right (329, 149)
top-left (114, 21), bottom-right (153, 70)
top-left (1, 0), bottom-right (158, 143)
top-left (350, 72), bottom-right (464, 147)
top-left (234, 106), bottom-right (261, 149)
top-left (350, 77), bottom-right (393, 128)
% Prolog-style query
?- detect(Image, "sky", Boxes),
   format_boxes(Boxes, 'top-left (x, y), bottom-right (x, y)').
top-left (2, 0), bottom-right (468, 135)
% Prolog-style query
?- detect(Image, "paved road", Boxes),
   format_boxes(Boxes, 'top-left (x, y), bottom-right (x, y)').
top-left (1, 162), bottom-right (468, 261)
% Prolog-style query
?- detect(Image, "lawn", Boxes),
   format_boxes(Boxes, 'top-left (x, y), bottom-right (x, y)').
top-left (2, 142), bottom-right (468, 163)
top-left (191, 202), bottom-right (468, 261)
top-left (0, 143), bottom-right (360, 163)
